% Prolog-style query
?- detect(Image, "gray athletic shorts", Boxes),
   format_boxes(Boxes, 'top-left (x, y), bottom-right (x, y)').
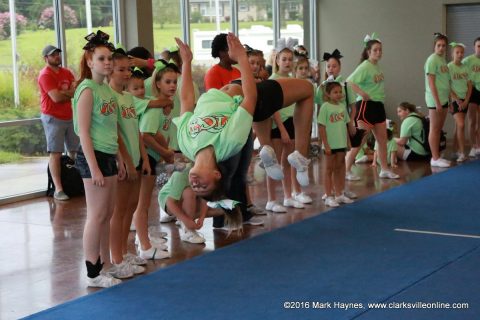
top-left (41, 113), bottom-right (80, 153)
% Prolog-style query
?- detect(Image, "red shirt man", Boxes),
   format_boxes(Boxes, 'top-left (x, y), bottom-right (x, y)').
top-left (204, 33), bottom-right (241, 90)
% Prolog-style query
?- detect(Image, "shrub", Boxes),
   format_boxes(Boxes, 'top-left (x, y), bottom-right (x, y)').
top-left (38, 5), bottom-right (78, 30)
top-left (0, 12), bottom-right (28, 40)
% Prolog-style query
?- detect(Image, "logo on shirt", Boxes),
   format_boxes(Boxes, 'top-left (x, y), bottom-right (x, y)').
top-left (440, 65), bottom-right (449, 73)
top-left (472, 65), bottom-right (480, 73)
top-left (374, 73), bottom-right (384, 83)
top-left (329, 111), bottom-right (345, 123)
top-left (452, 72), bottom-right (468, 80)
top-left (121, 105), bottom-right (137, 119)
top-left (100, 99), bottom-right (117, 116)
top-left (163, 116), bottom-right (172, 131)
top-left (188, 115), bottom-right (229, 138)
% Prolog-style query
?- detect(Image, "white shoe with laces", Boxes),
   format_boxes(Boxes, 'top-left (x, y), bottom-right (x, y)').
top-left (379, 169), bottom-right (400, 179)
top-left (335, 194), bottom-right (354, 204)
top-left (123, 253), bottom-right (147, 266)
top-left (243, 216), bottom-right (264, 226)
top-left (457, 153), bottom-right (466, 162)
top-left (343, 190), bottom-right (358, 199)
top-left (283, 198), bottom-right (305, 209)
top-left (430, 158), bottom-right (450, 168)
top-left (86, 273), bottom-right (122, 288)
top-left (468, 148), bottom-right (477, 158)
top-left (346, 171), bottom-right (361, 181)
top-left (265, 201), bottom-right (287, 213)
top-left (259, 145), bottom-right (284, 180)
top-left (138, 246), bottom-right (170, 260)
top-left (287, 151), bottom-right (310, 186)
top-left (293, 192), bottom-right (312, 204)
top-left (325, 197), bottom-right (339, 207)
top-left (106, 261), bottom-right (134, 279)
top-left (180, 229), bottom-right (205, 244)
top-left (247, 205), bottom-right (267, 215)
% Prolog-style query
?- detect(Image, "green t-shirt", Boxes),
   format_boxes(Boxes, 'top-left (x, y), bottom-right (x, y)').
top-left (73, 79), bottom-right (118, 154)
top-left (355, 143), bottom-right (367, 160)
top-left (173, 88), bottom-right (253, 161)
top-left (400, 114), bottom-right (428, 156)
top-left (269, 73), bottom-right (294, 127)
top-left (316, 75), bottom-right (357, 106)
top-left (448, 62), bottom-right (470, 100)
top-left (424, 53), bottom-right (450, 107)
top-left (139, 107), bottom-right (165, 162)
top-left (347, 60), bottom-right (385, 103)
top-left (375, 138), bottom-right (398, 165)
top-left (144, 76), bottom-right (153, 98)
top-left (462, 54), bottom-right (480, 91)
top-left (132, 96), bottom-right (150, 116)
top-left (114, 90), bottom-right (141, 167)
top-left (317, 101), bottom-right (350, 149)
top-left (158, 169), bottom-right (190, 210)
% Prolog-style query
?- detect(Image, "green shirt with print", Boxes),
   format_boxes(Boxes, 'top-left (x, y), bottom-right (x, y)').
top-left (448, 62), bottom-right (470, 100)
top-left (158, 169), bottom-right (190, 211)
top-left (400, 114), bottom-right (428, 156)
top-left (114, 90), bottom-right (141, 167)
top-left (173, 88), bottom-right (253, 162)
top-left (462, 54), bottom-right (480, 91)
top-left (347, 60), bottom-right (385, 103)
top-left (73, 79), bottom-right (118, 154)
top-left (317, 101), bottom-right (350, 149)
top-left (424, 53), bottom-right (450, 107)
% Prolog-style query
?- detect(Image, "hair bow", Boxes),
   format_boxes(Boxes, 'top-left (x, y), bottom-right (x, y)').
top-left (154, 59), bottom-right (180, 73)
top-left (244, 44), bottom-right (255, 53)
top-left (83, 30), bottom-right (115, 51)
top-left (363, 33), bottom-right (381, 45)
top-left (168, 45), bottom-right (179, 53)
top-left (113, 43), bottom-right (127, 56)
top-left (294, 45), bottom-right (309, 58)
top-left (434, 32), bottom-right (447, 38)
top-left (276, 37), bottom-right (297, 52)
top-left (322, 49), bottom-right (343, 61)
top-left (449, 42), bottom-right (465, 48)
top-left (206, 199), bottom-right (240, 210)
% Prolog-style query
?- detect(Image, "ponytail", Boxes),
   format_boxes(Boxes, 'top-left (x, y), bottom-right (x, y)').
top-left (360, 40), bottom-right (381, 63)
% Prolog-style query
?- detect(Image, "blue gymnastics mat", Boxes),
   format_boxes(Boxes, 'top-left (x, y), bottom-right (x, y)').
top-left (24, 161), bottom-right (480, 320)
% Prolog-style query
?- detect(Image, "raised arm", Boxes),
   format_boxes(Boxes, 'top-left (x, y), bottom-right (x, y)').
top-left (175, 38), bottom-right (195, 115)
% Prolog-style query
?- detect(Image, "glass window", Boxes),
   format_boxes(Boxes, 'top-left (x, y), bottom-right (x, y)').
top-left (280, 0), bottom-right (305, 47)
top-left (152, 0), bottom-right (182, 58)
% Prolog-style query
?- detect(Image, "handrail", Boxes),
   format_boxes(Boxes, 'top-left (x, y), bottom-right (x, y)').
top-left (0, 118), bottom-right (41, 128)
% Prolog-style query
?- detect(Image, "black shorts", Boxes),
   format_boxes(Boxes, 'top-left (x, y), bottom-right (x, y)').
top-left (470, 86), bottom-right (480, 105)
top-left (451, 100), bottom-right (468, 115)
top-left (427, 102), bottom-right (449, 110)
top-left (355, 100), bottom-right (386, 129)
top-left (324, 148), bottom-right (347, 155)
top-left (253, 80), bottom-right (284, 122)
top-left (349, 128), bottom-right (366, 148)
top-left (405, 146), bottom-right (430, 161)
top-left (147, 154), bottom-right (157, 176)
top-left (75, 150), bottom-right (118, 179)
top-left (271, 117), bottom-right (295, 139)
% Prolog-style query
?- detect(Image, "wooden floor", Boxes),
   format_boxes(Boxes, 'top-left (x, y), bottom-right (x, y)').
top-left (0, 156), bottom-right (449, 319)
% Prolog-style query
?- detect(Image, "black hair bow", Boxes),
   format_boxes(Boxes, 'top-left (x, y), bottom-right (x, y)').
top-left (322, 49), bottom-right (343, 61)
top-left (83, 30), bottom-right (115, 51)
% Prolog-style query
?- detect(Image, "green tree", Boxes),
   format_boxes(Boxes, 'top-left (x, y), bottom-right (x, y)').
top-left (153, 0), bottom-right (180, 28)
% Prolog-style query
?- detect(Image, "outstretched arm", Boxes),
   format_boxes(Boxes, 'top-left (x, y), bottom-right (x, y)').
top-left (175, 37), bottom-right (195, 116)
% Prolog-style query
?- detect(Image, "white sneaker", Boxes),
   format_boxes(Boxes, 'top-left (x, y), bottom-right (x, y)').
top-left (430, 158), bottom-right (450, 168)
top-left (259, 145), bottom-right (284, 180)
top-left (439, 158), bottom-right (451, 165)
top-left (335, 194), bottom-right (354, 204)
top-left (129, 262), bottom-right (146, 274)
top-left (293, 192), bottom-right (312, 204)
top-left (468, 148), bottom-right (477, 158)
top-left (287, 151), bottom-right (310, 186)
top-left (265, 201), bottom-right (287, 213)
top-left (180, 229), bottom-right (205, 244)
top-left (106, 261), bottom-right (134, 279)
top-left (138, 246), bottom-right (170, 260)
top-left (160, 210), bottom-right (177, 223)
top-left (346, 171), bottom-right (361, 181)
top-left (247, 205), bottom-right (267, 215)
top-left (243, 216), bottom-right (264, 226)
top-left (135, 233), bottom-right (167, 246)
top-left (283, 198), bottom-right (305, 209)
top-left (355, 155), bottom-right (369, 164)
top-left (343, 190), bottom-right (358, 199)
top-left (325, 196), bottom-right (339, 207)
top-left (457, 153), bottom-right (466, 162)
top-left (86, 273), bottom-right (122, 288)
top-left (379, 170), bottom-right (400, 179)
top-left (321, 193), bottom-right (328, 201)
top-left (129, 223), bottom-right (136, 231)
top-left (123, 253), bottom-right (147, 266)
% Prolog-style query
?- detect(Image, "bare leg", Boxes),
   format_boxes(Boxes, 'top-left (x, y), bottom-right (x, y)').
top-left (333, 153), bottom-right (344, 196)
top-left (323, 155), bottom-right (334, 197)
top-left (429, 108), bottom-right (448, 160)
top-left (454, 112), bottom-right (466, 155)
top-left (371, 122), bottom-right (389, 171)
top-left (133, 175), bottom-right (156, 251)
top-left (121, 177), bottom-right (141, 255)
top-left (49, 152), bottom-right (64, 192)
top-left (468, 103), bottom-right (479, 150)
top-left (110, 179), bottom-right (132, 264)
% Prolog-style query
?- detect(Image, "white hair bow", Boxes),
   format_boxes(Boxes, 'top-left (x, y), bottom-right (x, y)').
top-left (206, 199), bottom-right (240, 210)
top-left (363, 32), bottom-right (381, 45)
top-left (276, 37), bottom-right (296, 52)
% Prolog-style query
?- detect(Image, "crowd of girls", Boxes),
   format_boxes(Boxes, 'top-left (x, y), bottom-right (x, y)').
top-left (71, 29), bottom-right (479, 288)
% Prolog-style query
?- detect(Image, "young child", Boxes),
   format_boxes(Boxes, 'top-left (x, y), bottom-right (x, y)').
top-left (318, 81), bottom-right (353, 207)
top-left (372, 121), bottom-right (398, 168)
top-left (448, 42), bottom-right (472, 162)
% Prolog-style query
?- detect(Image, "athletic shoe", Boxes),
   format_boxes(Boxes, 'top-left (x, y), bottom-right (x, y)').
top-left (265, 201), bottom-right (287, 213)
top-left (293, 192), bottom-right (312, 204)
top-left (180, 229), bottom-right (205, 244)
top-left (243, 216), bottom-right (264, 226)
top-left (247, 204), bottom-right (267, 215)
top-left (343, 190), bottom-right (358, 199)
top-left (123, 253), bottom-right (147, 266)
top-left (106, 261), bottom-right (134, 279)
top-left (135, 233), bottom-right (167, 246)
top-left (86, 273), bottom-right (121, 288)
top-left (283, 198), bottom-right (305, 209)
top-left (138, 246), bottom-right (170, 260)
top-left (346, 171), bottom-right (361, 181)
top-left (430, 158), bottom-right (450, 168)
top-left (335, 194), bottom-right (354, 204)
top-left (54, 191), bottom-right (69, 201)
top-left (379, 170), bottom-right (400, 179)
top-left (259, 145), bottom-right (284, 180)
top-left (457, 153), bottom-right (466, 163)
top-left (439, 158), bottom-right (451, 165)
top-left (287, 150), bottom-right (310, 186)
top-left (129, 223), bottom-right (136, 231)
top-left (321, 193), bottom-right (328, 201)
top-left (129, 262), bottom-right (146, 275)
top-left (325, 197), bottom-right (339, 207)
top-left (468, 148), bottom-right (477, 158)
top-left (355, 155), bottom-right (369, 164)
top-left (160, 213), bottom-right (177, 223)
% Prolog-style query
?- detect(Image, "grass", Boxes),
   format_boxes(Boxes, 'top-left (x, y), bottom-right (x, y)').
top-left (0, 151), bottom-right (22, 164)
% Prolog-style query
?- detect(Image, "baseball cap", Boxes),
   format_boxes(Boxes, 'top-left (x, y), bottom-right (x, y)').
top-left (42, 45), bottom-right (61, 57)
